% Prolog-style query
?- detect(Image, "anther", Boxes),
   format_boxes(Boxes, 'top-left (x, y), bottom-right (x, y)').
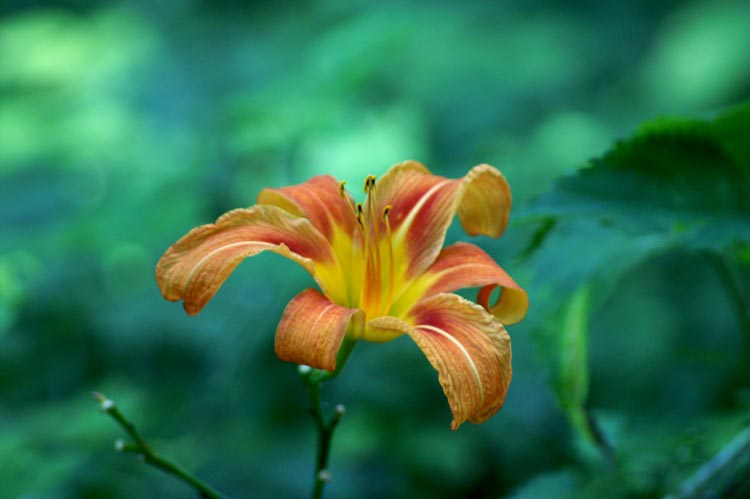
top-left (382, 205), bottom-right (392, 221)
top-left (363, 175), bottom-right (376, 193)
top-left (339, 180), bottom-right (347, 197)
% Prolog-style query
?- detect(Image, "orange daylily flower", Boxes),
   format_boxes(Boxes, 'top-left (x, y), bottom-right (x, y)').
top-left (156, 161), bottom-right (528, 429)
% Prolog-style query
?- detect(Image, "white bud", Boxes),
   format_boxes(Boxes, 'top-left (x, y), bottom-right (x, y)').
top-left (335, 404), bottom-right (346, 416)
top-left (317, 470), bottom-right (332, 483)
top-left (114, 439), bottom-right (126, 452)
top-left (298, 365), bottom-right (312, 374)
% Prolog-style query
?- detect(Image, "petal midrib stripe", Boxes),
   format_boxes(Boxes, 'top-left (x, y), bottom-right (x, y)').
top-left (393, 180), bottom-right (449, 244)
top-left (415, 324), bottom-right (484, 403)
top-left (185, 241), bottom-right (277, 287)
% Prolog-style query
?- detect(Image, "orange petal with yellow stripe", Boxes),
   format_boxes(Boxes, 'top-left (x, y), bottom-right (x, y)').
top-left (275, 288), bottom-right (364, 371)
top-left (368, 293), bottom-right (512, 430)
top-left (256, 175), bottom-right (358, 242)
top-left (156, 205), bottom-right (335, 316)
top-left (374, 161), bottom-right (512, 279)
top-left (422, 242), bottom-right (529, 325)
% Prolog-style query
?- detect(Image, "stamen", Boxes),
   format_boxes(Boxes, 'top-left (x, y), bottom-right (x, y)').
top-left (382, 204), bottom-right (392, 221)
top-left (366, 176), bottom-right (381, 276)
top-left (383, 205), bottom-right (395, 313)
top-left (340, 180), bottom-right (359, 219)
top-left (355, 203), bottom-right (364, 229)
top-left (363, 175), bottom-right (376, 193)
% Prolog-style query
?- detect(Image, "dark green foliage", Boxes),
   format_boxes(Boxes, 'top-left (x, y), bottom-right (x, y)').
top-left (523, 105), bottom-right (750, 497)
top-left (531, 105), bottom-right (750, 250)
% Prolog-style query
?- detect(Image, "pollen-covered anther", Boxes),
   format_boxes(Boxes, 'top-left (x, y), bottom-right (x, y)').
top-left (355, 203), bottom-right (365, 228)
top-left (382, 204), bottom-right (392, 221)
top-left (363, 174), bottom-right (376, 193)
top-left (338, 180), bottom-right (347, 197)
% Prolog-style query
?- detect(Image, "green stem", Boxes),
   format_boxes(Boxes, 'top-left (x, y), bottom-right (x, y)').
top-left (93, 392), bottom-right (230, 499)
top-left (302, 373), bottom-right (344, 499)
top-left (299, 339), bottom-right (354, 499)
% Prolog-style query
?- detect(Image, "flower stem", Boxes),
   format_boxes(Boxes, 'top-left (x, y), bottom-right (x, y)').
top-left (298, 364), bottom-right (348, 499)
top-left (93, 392), bottom-right (230, 499)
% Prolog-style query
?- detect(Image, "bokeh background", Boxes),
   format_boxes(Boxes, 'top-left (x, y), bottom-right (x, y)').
top-left (1, 0), bottom-right (749, 498)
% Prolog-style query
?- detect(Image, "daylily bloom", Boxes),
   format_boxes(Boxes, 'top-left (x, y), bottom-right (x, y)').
top-left (156, 161), bottom-right (528, 429)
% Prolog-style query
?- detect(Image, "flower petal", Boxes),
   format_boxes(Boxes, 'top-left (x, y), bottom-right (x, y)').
top-left (393, 242), bottom-right (529, 325)
top-left (257, 175), bottom-right (360, 306)
top-left (374, 161), bottom-right (512, 279)
top-left (368, 293), bottom-right (512, 430)
top-left (256, 175), bottom-right (358, 242)
top-left (275, 288), bottom-right (364, 371)
top-left (156, 205), bottom-right (336, 316)
top-left (456, 164), bottom-right (512, 237)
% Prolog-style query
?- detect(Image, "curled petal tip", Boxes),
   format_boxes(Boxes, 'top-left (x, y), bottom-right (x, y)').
top-left (457, 164), bottom-right (512, 238)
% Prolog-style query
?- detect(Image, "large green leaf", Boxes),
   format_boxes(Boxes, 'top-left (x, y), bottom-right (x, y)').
top-left (529, 104), bottom-right (750, 250)
top-left (519, 104), bottom-right (750, 317)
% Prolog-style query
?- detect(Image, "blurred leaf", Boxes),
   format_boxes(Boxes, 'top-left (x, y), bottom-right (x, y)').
top-left (0, 251), bottom-right (41, 337)
top-left (554, 285), bottom-right (592, 441)
top-left (504, 469), bottom-right (585, 499)
top-left (665, 427), bottom-right (750, 499)
top-left (531, 104), bottom-right (750, 249)
top-left (522, 103), bottom-right (750, 317)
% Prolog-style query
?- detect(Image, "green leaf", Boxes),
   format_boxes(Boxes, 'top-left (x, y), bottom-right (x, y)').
top-left (530, 103), bottom-right (750, 250)
top-left (554, 284), bottom-right (591, 431)
top-left (519, 103), bottom-right (750, 318)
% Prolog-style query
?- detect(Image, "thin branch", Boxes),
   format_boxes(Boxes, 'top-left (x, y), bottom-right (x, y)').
top-left (298, 367), bottom-right (346, 499)
top-left (93, 392), bottom-right (231, 499)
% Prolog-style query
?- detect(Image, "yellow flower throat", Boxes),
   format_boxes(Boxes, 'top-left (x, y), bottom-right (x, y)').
top-left (338, 175), bottom-right (400, 320)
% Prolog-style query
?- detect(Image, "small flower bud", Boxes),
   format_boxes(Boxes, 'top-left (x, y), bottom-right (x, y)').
top-left (317, 470), bottom-right (332, 483)
top-left (114, 439), bottom-right (126, 452)
top-left (298, 365), bottom-right (312, 375)
top-left (93, 392), bottom-right (115, 411)
top-left (335, 404), bottom-right (346, 416)
top-left (92, 391), bottom-right (114, 410)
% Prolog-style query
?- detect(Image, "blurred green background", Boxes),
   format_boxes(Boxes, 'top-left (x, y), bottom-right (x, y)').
top-left (1, 0), bottom-right (748, 498)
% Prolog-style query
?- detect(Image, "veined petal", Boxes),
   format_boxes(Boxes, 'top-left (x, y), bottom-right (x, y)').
top-left (275, 288), bottom-right (364, 371)
top-left (156, 205), bottom-right (336, 316)
top-left (256, 175), bottom-right (358, 242)
top-left (392, 242), bottom-right (529, 325)
top-left (374, 161), bottom-right (512, 280)
top-left (368, 293), bottom-right (512, 430)
top-left (456, 164), bottom-right (511, 237)
top-left (257, 175), bottom-right (359, 306)
top-left (373, 161), bottom-right (456, 279)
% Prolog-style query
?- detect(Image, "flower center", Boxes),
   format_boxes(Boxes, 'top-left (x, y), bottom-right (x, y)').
top-left (339, 176), bottom-right (397, 319)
